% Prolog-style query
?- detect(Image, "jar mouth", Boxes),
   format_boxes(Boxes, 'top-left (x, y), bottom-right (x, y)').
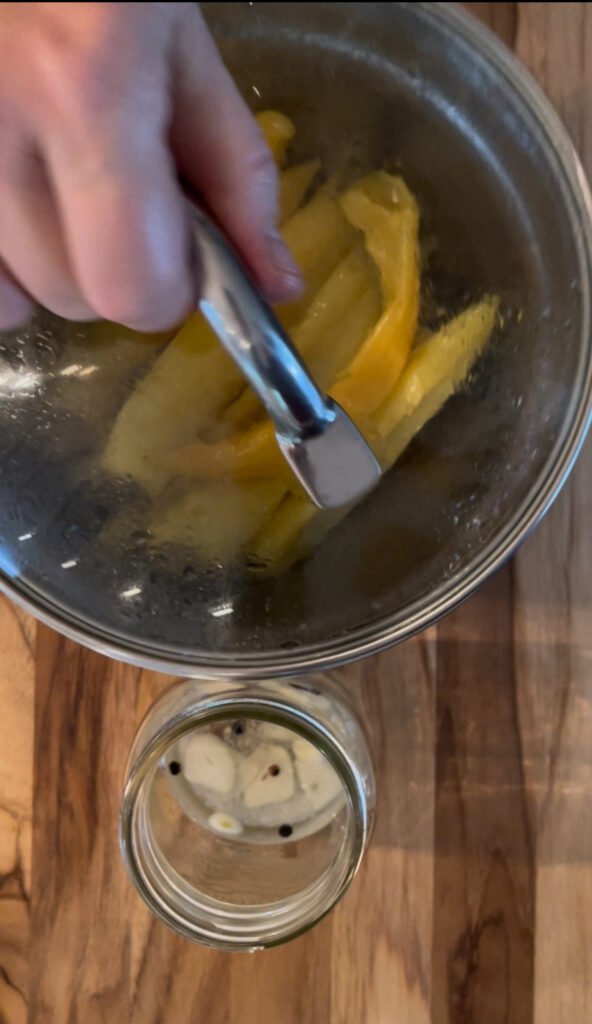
top-left (120, 696), bottom-right (373, 950)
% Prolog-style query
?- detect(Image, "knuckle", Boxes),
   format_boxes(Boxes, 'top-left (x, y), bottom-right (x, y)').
top-left (41, 11), bottom-right (138, 127)
top-left (63, 53), bottom-right (122, 123)
top-left (89, 277), bottom-right (192, 332)
top-left (45, 292), bottom-right (94, 322)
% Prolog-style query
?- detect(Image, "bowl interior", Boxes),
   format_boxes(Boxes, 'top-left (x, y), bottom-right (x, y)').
top-left (0, 2), bottom-right (589, 670)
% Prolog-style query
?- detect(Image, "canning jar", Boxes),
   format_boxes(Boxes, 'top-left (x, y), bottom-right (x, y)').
top-left (120, 673), bottom-right (375, 950)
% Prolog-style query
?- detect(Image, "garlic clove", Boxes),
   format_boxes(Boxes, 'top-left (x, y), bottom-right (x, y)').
top-left (296, 757), bottom-right (342, 812)
top-left (207, 811), bottom-right (243, 836)
top-left (240, 743), bottom-right (295, 807)
top-left (183, 732), bottom-right (236, 794)
top-left (292, 737), bottom-right (323, 762)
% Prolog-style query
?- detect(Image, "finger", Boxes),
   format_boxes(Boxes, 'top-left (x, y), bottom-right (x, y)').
top-left (44, 118), bottom-right (194, 332)
top-left (0, 262), bottom-right (33, 330)
top-left (171, 7), bottom-right (303, 304)
top-left (0, 146), bottom-right (95, 321)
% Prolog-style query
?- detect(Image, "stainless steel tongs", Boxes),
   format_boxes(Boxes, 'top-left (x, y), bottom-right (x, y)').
top-left (188, 203), bottom-right (381, 510)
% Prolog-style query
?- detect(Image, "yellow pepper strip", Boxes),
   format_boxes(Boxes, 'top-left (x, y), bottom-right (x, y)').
top-left (148, 480), bottom-right (286, 564)
top-left (329, 173), bottom-right (420, 428)
top-left (308, 286), bottom-right (382, 399)
top-left (248, 491), bottom-right (339, 572)
top-left (375, 295), bottom-right (499, 448)
top-left (276, 190), bottom-right (357, 329)
top-left (162, 173), bottom-right (417, 483)
top-left (279, 159), bottom-right (321, 224)
top-left (256, 110), bottom-right (295, 167)
top-left (102, 313), bottom-right (244, 491)
top-left (249, 298), bottom-right (498, 572)
top-left (214, 245), bottom-right (380, 436)
top-left (162, 248), bottom-right (381, 478)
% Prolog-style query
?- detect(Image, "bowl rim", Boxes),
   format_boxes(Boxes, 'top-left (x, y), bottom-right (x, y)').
top-left (2, 1), bottom-right (592, 676)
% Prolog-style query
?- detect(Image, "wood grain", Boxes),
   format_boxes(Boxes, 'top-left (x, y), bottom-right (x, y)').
top-left (0, 598), bottom-right (34, 1024)
top-left (515, 8), bottom-right (592, 1022)
top-left (432, 572), bottom-right (536, 1024)
top-left (1, 4), bottom-right (592, 1023)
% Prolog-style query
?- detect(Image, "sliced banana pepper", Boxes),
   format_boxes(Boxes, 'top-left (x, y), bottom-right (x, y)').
top-left (331, 173), bottom-right (420, 425)
top-left (101, 107), bottom-right (500, 577)
top-left (164, 173), bottom-right (418, 485)
top-left (256, 110), bottom-right (295, 167)
top-left (249, 297), bottom-right (499, 571)
top-left (148, 479), bottom-right (285, 563)
top-left (102, 313), bottom-right (241, 491)
top-left (213, 244), bottom-right (379, 439)
top-left (277, 190), bottom-right (357, 329)
top-left (279, 159), bottom-right (321, 224)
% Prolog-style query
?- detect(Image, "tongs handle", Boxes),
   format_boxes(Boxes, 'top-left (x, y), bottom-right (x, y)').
top-left (187, 200), bottom-right (381, 510)
top-left (189, 204), bottom-right (333, 440)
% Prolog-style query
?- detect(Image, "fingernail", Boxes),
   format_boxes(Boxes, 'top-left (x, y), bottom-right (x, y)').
top-left (278, 272), bottom-right (305, 301)
top-left (266, 230), bottom-right (302, 283)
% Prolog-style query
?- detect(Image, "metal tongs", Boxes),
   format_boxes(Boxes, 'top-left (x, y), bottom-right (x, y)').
top-left (188, 203), bottom-right (381, 510)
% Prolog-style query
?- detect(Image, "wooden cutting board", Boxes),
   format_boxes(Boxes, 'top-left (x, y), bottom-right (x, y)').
top-left (1, 4), bottom-right (592, 1022)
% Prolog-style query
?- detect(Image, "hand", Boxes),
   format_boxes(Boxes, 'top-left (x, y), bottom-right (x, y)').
top-left (0, 2), bottom-right (301, 331)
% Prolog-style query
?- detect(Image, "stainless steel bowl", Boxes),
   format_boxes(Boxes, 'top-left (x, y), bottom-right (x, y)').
top-left (0, 2), bottom-right (590, 674)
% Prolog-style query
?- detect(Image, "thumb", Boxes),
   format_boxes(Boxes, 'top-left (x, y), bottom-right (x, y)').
top-left (170, 7), bottom-right (302, 303)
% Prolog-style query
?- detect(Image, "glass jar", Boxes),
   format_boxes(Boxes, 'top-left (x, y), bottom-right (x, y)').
top-left (120, 674), bottom-right (375, 950)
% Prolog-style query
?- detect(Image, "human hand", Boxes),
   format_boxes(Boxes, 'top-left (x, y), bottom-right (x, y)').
top-left (0, 2), bottom-right (301, 331)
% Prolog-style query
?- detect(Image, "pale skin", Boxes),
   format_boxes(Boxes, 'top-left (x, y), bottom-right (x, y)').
top-left (0, 2), bottom-right (302, 331)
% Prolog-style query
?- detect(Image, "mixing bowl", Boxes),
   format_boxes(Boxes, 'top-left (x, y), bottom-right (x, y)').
top-left (0, 2), bottom-right (590, 675)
